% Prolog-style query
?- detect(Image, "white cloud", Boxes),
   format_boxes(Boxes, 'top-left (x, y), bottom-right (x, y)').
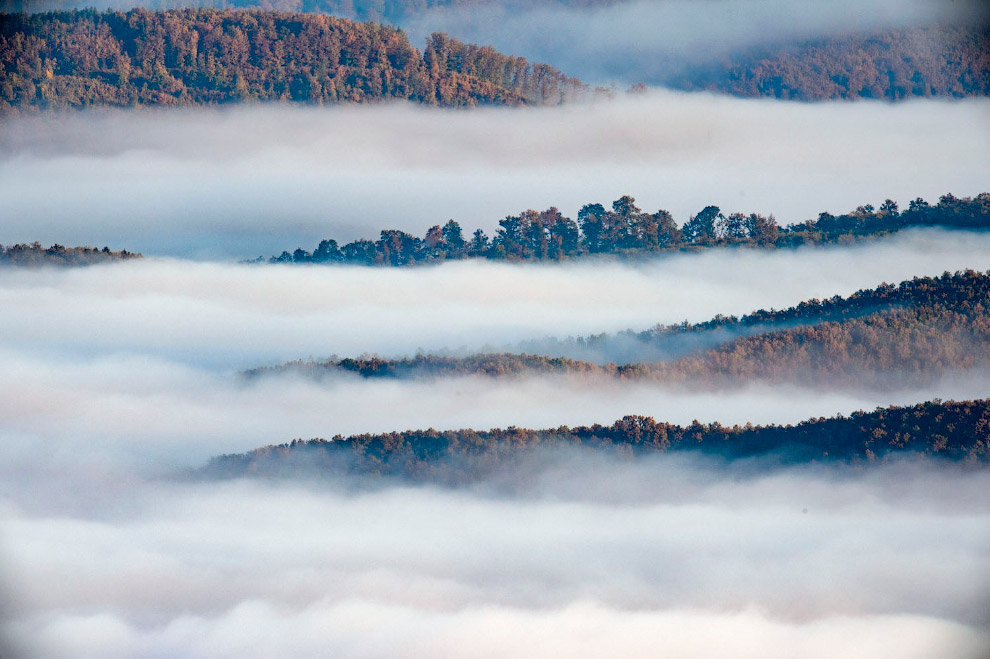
top-left (1, 460), bottom-right (988, 658)
top-left (1, 230), bottom-right (989, 368)
top-left (2, 95), bottom-right (987, 258)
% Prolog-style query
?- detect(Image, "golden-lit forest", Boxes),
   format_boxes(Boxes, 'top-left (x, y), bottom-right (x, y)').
top-left (2, 7), bottom-right (987, 112)
top-left (0, 8), bottom-right (585, 110)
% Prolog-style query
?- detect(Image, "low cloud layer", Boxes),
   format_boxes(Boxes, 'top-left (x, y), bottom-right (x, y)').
top-left (6, 349), bottom-right (990, 482)
top-left (2, 458), bottom-right (988, 658)
top-left (2, 230), bottom-right (990, 366)
top-left (0, 234), bottom-right (987, 501)
top-left (2, 94), bottom-right (987, 258)
top-left (2, 228), bottom-right (989, 656)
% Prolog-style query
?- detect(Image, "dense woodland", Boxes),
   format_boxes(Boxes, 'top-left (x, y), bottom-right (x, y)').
top-left (672, 24), bottom-right (990, 100)
top-left (0, 241), bottom-right (141, 265)
top-left (248, 270), bottom-right (990, 389)
top-left (203, 397), bottom-right (990, 483)
top-left (2, 8), bottom-right (987, 110)
top-left (262, 191), bottom-right (990, 265)
top-left (1, 1), bottom-right (624, 22)
top-left (0, 8), bottom-right (586, 111)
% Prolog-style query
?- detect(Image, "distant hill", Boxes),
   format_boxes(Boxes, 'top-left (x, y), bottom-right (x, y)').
top-left (4, 4), bottom-right (986, 102)
top-left (671, 24), bottom-right (990, 100)
top-left (0, 8), bottom-right (585, 111)
top-left (247, 270), bottom-right (990, 390)
top-left (0, 241), bottom-right (141, 265)
top-left (202, 397), bottom-right (990, 483)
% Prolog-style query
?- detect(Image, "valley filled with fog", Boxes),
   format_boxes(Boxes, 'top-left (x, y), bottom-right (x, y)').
top-left (2, 229), bottom-right (990, 656)
top-left (3, 459), bottom-right (989, 658)
top-left (2, 0), bottom-right (990, 655)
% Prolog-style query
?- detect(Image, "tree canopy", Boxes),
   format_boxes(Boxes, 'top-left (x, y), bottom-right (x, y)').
top-left (262, 191), bottom-right (990, 266)
top-left (0, 8), bottom-right (585, 112)
top-left (246, 270), bottom-right (990, 391)
top-left (203, 397), bottom-right (990, 484)
top-left (0, 241), bottom-right (141, 265)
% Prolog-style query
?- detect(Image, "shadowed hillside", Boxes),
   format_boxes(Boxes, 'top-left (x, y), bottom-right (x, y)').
top-left (203, 397), bottom-right (990, 483)
top-left (247, 270), bottom-right (990, 389)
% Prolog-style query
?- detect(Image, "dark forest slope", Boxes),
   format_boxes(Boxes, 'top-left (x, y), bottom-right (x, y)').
top-left (248, 270), bottom-right (990, 389)
top-left (203, 398), bottom-right (990, 483)
top-left (0, 8), bottom-right (584, 111)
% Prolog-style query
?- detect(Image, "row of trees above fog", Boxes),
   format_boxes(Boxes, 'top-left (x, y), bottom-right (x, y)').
top-left (264, 191), bottom-right (990, 265)
top-left (0, 8), bottom-right (585, 111)
top-left (203, 397), bottom-right (990, 483)
top-left (1, 9), bottom-right (987, 110)
top-left (0, 241), bottom-right (140, 265)
top-left (247, 270), bottom-right (990, 391)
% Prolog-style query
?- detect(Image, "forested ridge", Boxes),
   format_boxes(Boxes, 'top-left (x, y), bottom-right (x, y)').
top-left (248, 270), bottom-right (990, 389)
top-left (264, 191), bottom-right (990, 265)
top-left (0, 0), bottom-right (622, 23)
top-left (203, 397), bottom-right (990, 482)
top-left (0, 241), bottom-right (141, 265)
top-left (671, 24), bottom-right (990, 101)
top-left (0, 8), bottom-right (585, 111)
top-left (3, 4), bottom-right (986, 103)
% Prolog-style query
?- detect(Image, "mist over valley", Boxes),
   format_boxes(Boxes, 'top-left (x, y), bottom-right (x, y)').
top-left (1, 1), bottom-right (989, 656)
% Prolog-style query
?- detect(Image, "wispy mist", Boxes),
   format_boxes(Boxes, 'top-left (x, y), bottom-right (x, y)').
top-left (2, 95), bottom-right (987, 258)
top-left (2, 217), bottom-right (989, 658)
top-left (1, 230), bottom-right (989, 366)
top-left (401, 0), bottom-right (990, 85)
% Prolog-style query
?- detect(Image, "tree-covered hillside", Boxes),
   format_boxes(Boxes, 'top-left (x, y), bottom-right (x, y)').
top-left (4, 3), bottom-right (986, 102)
top-left (0, 0), bottom-right (624, 24)
top-left (248, 270), bottom-right (990, 390)
top-left (672, 24), bottom-right (990, 100)
top-left (0, 8), bottom-right (585, 111)
top-left (203, 398), bottom-right (990, 483)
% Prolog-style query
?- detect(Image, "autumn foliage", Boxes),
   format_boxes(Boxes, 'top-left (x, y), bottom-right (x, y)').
top-left (0, 8), bottom-right (584, 111)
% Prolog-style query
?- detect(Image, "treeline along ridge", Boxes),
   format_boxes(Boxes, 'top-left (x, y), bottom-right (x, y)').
top-left (204, 398), bottom-right (990, 483)
top-left (247, 270), bottom-right (990, 390)
top-left (0, 8), bottom-right (585, 111)
top-left (263, 191), bottom-right (990, 265)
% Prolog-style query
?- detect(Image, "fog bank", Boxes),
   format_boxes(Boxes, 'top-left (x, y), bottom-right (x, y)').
top-left (6, 348), bottom-right (990, 486)
top-left (2, 95), bottom-right (987, 258)
top-left (1, 457), bottom-right (988, 658)
top-left (2, 230), bottom-right (989, 367)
